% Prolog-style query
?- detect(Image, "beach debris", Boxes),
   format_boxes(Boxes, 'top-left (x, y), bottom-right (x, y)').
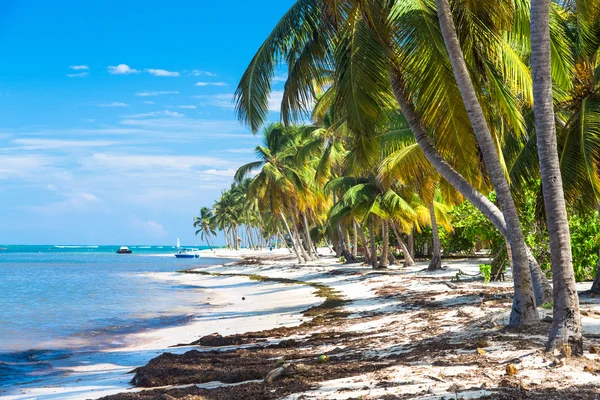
top-left (265, 363), bottom-right (293, 384)
top-left (275, 357), bottom-right (286, 367)
top-left (561, 344), bottom-right (572, 359)
top-left (542, 315), bottom-right (553, 323)
top-left (584, 365), bottom-right (595, 373)
top-left (317, 355), bottom-right (329, 363)
top-left (505, 364), bottom-right (518, 376)
top-left (242, 297), bottom-right (245, 300)
top-left (590, 345), bottom-right (598, 354)
top-left (474, 338), bottom-right (489, 348)
top-left (476, 348), bottom-right (486, 355)
top-left (193, 333), bottom-right (245, 347)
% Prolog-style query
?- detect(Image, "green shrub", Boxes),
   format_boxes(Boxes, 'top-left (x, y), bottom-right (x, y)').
top-left (479, 264), bottom-right (492, 284)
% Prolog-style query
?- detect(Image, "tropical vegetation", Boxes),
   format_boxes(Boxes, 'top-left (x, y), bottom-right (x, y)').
top-left (195, 0), bottom-right (600, 355)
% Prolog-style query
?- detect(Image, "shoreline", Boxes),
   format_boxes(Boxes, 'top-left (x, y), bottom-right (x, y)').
top-left (6, 249), bottom-right (600, 399)
top-left (2, 249), bottom-right (322, 400)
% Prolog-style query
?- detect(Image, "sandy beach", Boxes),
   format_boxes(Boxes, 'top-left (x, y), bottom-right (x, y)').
top-left (5, 248), bottom-right (600, 399)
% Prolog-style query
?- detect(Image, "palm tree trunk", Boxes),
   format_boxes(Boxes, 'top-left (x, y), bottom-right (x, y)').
top-left (345, 229), bottom-right (352, 257)
top-left (408, 230), bottom-right (414, 260)
top-left (355, 220), bottom-right (372, 264)
top-left (301, 211), bottom-right (316, 260)
top-left (391, 222), bottom-right (414, 267)
top-left (280, 211), bottom-right (304, 263)
top-left (291, 213), bottom-right (311, 262)
top-left (390, 72), bottom-right (550, 304)
top-left (352, 221), bottom-right (358, 258)
top-left (368, 215), bottom-right (378, 269)
top-left (428, 202), bottom-right (442, 270)
top-left (410, 0), bottom-right (539, 325)
top-left (379, 220), bottom-right (390, 268)
top-left (530, 0), bottom-right (581, 354)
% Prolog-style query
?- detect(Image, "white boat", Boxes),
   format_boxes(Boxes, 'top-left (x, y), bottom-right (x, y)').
top-left (174, 237), bottom-right (200, 258)
top-left (116, 246), bottom-right (132, 254)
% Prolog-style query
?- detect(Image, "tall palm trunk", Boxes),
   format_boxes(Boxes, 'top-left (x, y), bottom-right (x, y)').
top-left (530, 0), bottom-right (581, 353)
top-left (428, 202), bottom-right (442, 270)
top-left (356, 220), bottom-right (372, 264)
top-left (301, 211), bottom-right (316, 260)
top-left (429, 0), bottom-right (539, 325)
top-left (280, 211), bottom-right (304, 263)
top-left (408, 230), bottom-right (414, 260)
top-left (388, 71), bottom-right (550, 305)
top-left (391, 222), bottom-right (414, 266)
top-left (291, 213), bottom-right (311, 262)
top-left (379, 220), bottom-right (390, 268)
top-left (352, 221), bottom-right (358, 258)
top-left (368, 215), bottom-right (378, 269)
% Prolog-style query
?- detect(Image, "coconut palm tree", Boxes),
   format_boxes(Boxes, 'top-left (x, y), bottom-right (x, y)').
top-left (193, 207), bottom-right (217, 250)
top-left (235, 123), bottom-right (311, 263)
top-left (233, 0), bottom-right (555, 323)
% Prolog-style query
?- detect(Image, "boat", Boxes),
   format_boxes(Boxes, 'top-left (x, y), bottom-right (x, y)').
top-left (175, 248), bottom-right (199, 258)
top-left (174, 237), bottom-right (200, 258)
top-left (116, 246), bottom-right (132, 254)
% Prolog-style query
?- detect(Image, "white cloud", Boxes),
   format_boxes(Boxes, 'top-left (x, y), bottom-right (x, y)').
top-left (192, 93), bottom-right (234, 108)
top-left (202, 168), bottom-right (236, 177)
top-left (99, 102), bottom-right (129, 107)
top-left (0, 155), bottom-right (59, 179)
top-left (46, 184), bottom-right (57, 191)
top-left (195, 81), bottom-right (227, 87)
top-left (125, 110), bottom-right (185, 119)
top-left (107, 64), bottom-right (139, 75)
top-left (83, 153), bottom-right (231, 172)
top-left (136, 91), bottom-right (179, 97)
top-left (67, 72), bottom-right (89, 78)
top-left (28, 192), bottom-right (104, 215)
top-left (179, 105), bottom-right (196, 109)
top-left (69, 65), bottom-right (89, 70)
top-left (12, 139), bottom-right (115, 150)
top-left (142, 100), bottom-right (155, 104)
top-left (147, 69), bottom-right (180, 77)
top-left (221, 148), bottom-right (254, 154)
top-left (190, 70), bottom-right (216, 76)
top-left (131, 217), bottom-right (168, 239)
top-left (268, 91), bottom-right (284, 112)
top-left (273, 74), bottom-right (287, 82)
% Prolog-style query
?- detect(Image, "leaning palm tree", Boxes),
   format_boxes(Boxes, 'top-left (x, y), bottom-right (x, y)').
top-left (233, 0), bottom-right (548, 326)
top-left (193, 207), bottom-right (217, 250)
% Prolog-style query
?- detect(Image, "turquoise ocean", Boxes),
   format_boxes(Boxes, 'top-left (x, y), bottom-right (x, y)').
top-left (0, 245), bottom-right (226, 387)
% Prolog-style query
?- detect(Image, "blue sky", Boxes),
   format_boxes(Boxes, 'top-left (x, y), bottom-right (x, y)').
top-left (0, 0), bottom-right (294, 245)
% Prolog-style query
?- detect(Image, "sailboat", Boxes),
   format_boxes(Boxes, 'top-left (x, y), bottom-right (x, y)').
top-left (175, 237), bottom-right (199, 258)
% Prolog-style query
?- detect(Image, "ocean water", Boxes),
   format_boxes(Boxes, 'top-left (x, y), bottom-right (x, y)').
top-left (0, 245), bottom-right (225, 387)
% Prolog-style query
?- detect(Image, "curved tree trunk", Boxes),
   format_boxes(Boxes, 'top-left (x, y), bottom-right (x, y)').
top-left (431, 0), bottom-right (538, 325)
top-left (408, 230), bottom-right (415, 260)
top-left (530, 0), bottom-right (581, 354)
top-left (280, 211), bottom-right (304, 263)
top-left (592, 250), bottom-right (600, 294)
top-left (301, 211), bottom-right (316, 260)
top-left (389, 71), bottom-right (549, 306)
top-left (428, 202), bottom-right (442, 270)
top-left (356, 220), bottom-right (372, 264)
top-left (291, 213), bottom-right (311, 262)
top-left (368, 215), bottom-right (378, 269)
top-left (391, 222), bottom-right (415, 266)
top-left (352, 221), bottom-right (358, 258)
top-left (379, 220), bottom-right (390, 268)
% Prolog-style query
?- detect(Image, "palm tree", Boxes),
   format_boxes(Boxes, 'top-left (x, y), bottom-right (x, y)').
top-left (235, 123), bottom-right (310, 263)
top-left (193, 207), bottom-right (216, 250)
top-left (233, 0), bottom-right (552, 323)
top-left (530, 0), bottom-right (582, 353)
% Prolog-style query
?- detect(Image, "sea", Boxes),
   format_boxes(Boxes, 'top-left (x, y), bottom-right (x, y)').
top-left (0, 245), bottom-right (226, 387)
